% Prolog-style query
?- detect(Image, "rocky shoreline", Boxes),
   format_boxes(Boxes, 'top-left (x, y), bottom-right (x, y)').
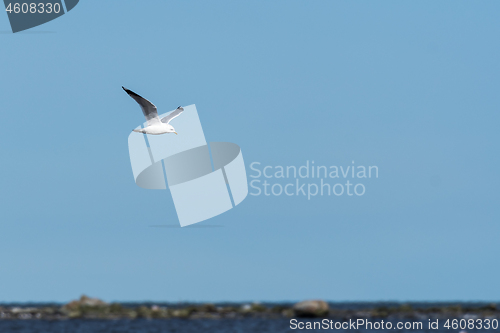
top-left (0, 296), bottom-right (498, 321)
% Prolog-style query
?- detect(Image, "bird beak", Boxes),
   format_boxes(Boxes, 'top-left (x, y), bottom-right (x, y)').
top-left (174, 132), bottom-right (178, 135)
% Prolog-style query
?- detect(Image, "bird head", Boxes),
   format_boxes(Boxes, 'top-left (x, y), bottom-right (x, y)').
top-left (167, 124), bottom-right (177, 135)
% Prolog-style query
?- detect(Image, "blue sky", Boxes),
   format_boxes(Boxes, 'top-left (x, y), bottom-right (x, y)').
top-left (0, 1), bottom-right (499, 303)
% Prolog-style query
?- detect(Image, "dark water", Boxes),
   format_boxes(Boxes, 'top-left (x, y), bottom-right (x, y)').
top-left (0, 318), bottom-right (496, 333)
top-left (2, 319), bottom-right (287, 333)
top-left (0, 303), bottom-right (497, 332)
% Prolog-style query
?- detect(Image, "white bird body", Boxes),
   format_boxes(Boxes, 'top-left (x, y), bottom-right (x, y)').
top-left (123, 87), bottom-right (184, 135)
top-left (133, 122), bottom-right (175, 135)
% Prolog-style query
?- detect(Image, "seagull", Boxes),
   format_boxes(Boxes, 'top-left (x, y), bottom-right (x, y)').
top-left (123, 87), bottom-right (184, 135)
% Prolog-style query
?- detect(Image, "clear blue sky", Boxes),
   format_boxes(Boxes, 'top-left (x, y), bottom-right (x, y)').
top-left (0, 1), bottom-right (499, 303)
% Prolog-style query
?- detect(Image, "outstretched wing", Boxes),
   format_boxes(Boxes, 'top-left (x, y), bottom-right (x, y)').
top-left (122, 87), bottom-right (160, 126)
top-left (161, 107), bottom-right (184, 124)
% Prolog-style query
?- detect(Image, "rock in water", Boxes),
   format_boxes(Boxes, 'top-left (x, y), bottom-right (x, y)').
top-left (293, 300), bottom-right (329, 317)
top-left (64, 295), bottom-right (107, 310)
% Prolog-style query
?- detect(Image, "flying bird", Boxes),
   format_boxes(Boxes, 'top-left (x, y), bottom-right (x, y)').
top-left (123, 86), bottom-right (184, 135)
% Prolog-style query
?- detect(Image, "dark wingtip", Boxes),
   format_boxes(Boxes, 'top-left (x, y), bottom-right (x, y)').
top-left (122, 87), bottom-right (141, 99)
